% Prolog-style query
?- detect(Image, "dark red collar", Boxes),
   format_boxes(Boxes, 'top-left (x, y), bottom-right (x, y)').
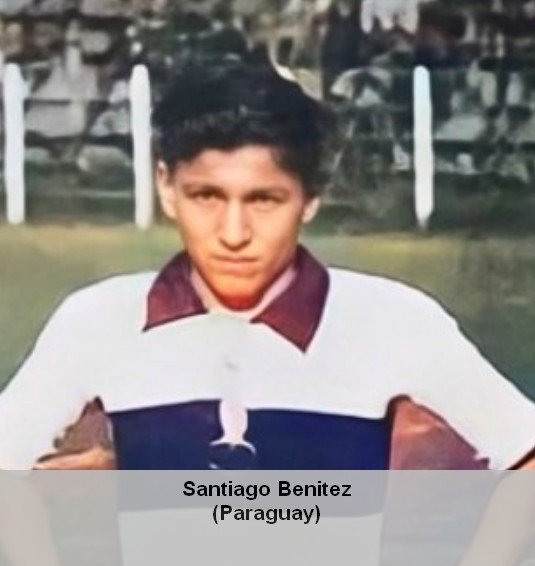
top-left (144, 246), bottom-right (329, 352)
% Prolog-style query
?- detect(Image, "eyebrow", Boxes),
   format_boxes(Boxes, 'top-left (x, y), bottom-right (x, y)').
top-left (180, 184), bottom-right (290, 197)
top-left (180, 183), bottom-right (223, 193)
top-left (246, 187), bottom-right (290, 197)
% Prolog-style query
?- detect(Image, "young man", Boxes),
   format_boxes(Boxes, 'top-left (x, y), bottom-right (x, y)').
top-left (2, 62), bottom-right (535, 470)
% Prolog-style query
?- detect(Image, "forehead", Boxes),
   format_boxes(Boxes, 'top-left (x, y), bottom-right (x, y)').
top-left (172, 145), bottom-right (303, 191)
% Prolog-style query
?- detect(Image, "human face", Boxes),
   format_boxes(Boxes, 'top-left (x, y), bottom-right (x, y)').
top-left (157, 145), bottom-right (319, 310)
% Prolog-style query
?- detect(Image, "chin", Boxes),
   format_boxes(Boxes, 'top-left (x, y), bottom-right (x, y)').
top-left (219, 294), bottom-right (261, 311)
top-left (214, 287), bottom-right (262, 311)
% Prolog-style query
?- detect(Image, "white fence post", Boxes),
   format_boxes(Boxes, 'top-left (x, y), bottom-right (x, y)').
top-left (130, 64), bottom-right (153, 230)
top-left (3, 63), bottom-right (26, 225)
top-left (413, 65), bottom-right (434, 231)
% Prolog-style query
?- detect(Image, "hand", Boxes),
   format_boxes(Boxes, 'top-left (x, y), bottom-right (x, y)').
top-left (33, 445), bottom-right (116, 470)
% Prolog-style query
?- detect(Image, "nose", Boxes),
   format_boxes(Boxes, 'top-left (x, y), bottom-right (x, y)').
top-left (218, 201), bottom-right (252, 250)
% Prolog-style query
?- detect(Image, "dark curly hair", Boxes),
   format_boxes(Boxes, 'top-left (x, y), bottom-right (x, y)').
top-left (151, 61), bottom-right (330, 198)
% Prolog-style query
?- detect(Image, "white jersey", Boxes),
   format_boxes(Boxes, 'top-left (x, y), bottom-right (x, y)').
top-left (0, 248), bottom-right (534, 470)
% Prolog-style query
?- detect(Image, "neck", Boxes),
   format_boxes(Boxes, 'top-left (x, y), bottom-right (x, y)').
top-left (191, 263), bottom-right (297, 320)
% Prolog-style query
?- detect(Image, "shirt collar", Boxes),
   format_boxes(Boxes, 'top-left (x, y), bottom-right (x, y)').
top-left (144, 245), bottom-right (330, 352)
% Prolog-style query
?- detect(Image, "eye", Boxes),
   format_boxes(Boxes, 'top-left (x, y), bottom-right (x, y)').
top-left (247, 193), bottom-right (282, 211)
top-left (253, 194), bottom-right (275, 202)
top-left (191, 190), bottom-right (223, 206)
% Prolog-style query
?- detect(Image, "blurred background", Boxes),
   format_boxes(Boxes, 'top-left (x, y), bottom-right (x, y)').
top-left (1, 0), bottom-right (534, 400)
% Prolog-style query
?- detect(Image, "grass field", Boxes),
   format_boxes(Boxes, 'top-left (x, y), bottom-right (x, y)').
top-left (2, 225), bottom-right (535, 399)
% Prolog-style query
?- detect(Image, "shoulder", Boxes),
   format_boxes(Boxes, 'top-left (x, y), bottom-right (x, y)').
top-left (324, 267), bottom-right (457, 332)
top-left (63, 271), bottom-right (156, 307)
top-left (327, 267), bottom-right (446, 312)
top-left (50, 271), bottom-right (157, 330)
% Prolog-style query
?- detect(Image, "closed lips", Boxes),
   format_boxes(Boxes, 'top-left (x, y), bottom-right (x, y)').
top-left (213, 257), bottom-right (258, 263)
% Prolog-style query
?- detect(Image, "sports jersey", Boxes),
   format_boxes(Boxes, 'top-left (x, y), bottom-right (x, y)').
top-left (1, 246), bottom-right (534, 470)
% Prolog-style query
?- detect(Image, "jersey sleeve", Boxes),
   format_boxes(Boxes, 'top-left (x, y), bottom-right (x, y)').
top-left (403, 297), bottom-right (535, 470)
top-left (0, 294), bottom-right (90, 469)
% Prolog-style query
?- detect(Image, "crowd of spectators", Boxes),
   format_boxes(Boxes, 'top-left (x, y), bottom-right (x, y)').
top-left (1, 0), bottom-right (535, 227)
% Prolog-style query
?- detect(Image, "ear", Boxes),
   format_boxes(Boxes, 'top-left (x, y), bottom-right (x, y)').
top-left (156, 160), bottom-right (178, 220)
top-left (301, 197), bottom-right (320, 224)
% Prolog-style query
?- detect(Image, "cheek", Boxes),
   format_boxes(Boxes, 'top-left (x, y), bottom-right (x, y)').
top-left (262, 209), bottom-right (304, 241)
top-left (176, 208), bottom-right (214, 242)
top-left (256, 213), bottom-right (303, 262)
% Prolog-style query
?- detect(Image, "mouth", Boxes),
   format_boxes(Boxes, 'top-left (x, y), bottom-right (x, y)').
top-left (212, 256), bottom-right (258, 264)
top-left (211, 255), bottom-right (259, 275)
